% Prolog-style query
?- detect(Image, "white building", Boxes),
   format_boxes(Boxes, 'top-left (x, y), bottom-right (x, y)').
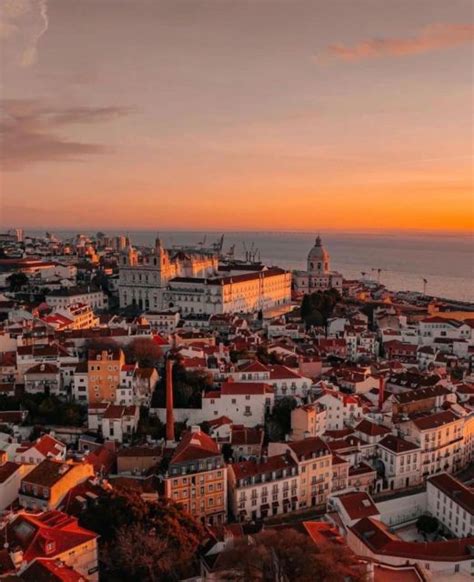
top-left (427, 473), bottom-right (473, 539)
top-left (118, 237), bottom-right (218, 310)
top-left (46, 286), bottom-right (108, 310)
top-left (377, 434), bottom-right (422, 492)
top-left (101, 405), bottom-right (140, 442)
top-left (402, 410), bottom-right (466, 478)
top-left (293, 236), bottom-right (343, 296)
top-left (231, 361), bottom-right (312, 399)
top-left (202, 382), bottom-right (274, 427)
top-left (164, 267), bottom-right (291, 316)
top-left (316, 391), bottom-right (364, 430)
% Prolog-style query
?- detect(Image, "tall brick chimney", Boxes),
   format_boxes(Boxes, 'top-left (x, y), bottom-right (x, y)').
top-left (166, 358), bottom-right (175, 443)
top-left (378, 376), bottom-right (385, 411)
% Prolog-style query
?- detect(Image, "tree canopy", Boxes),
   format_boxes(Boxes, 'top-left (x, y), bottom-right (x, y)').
top-left (301, 289), bottom-right (341, 329)
top-left (219, 528), bottom-right (365, 582)
top-left (79, 486), bottom-right (204, 581)
top-left (124, 338), bottom-right (163, 368)
top-left (6, 272), bottom-right (29, 292)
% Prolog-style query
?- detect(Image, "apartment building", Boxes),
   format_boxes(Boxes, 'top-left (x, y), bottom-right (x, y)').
top-left (228, 453), bottom-right (298, 522)
top-left (377, 435), bottom-right (422, 492)
top-left (402, 411), bottom-right (466, 477)
top-left (87, 347), bottom-right (125, 403)
top-left (164, 427), bottom-right (227, 525)
top-left (19, 459), bottom-right (94, 511)
top-left (268, 437), bottom-right (332, 507)
top-left (427, 473), bottom-right (473, 539)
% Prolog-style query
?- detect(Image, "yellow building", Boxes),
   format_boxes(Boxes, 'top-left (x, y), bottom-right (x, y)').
top-left (164, 427), bottom-right (227, 525)
top-left (87, 347), bottom-right (125, 403)
top-left (19, 459), bottom-right (95, 511)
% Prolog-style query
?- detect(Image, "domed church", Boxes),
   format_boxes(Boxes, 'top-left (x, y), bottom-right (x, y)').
top-left (293, 235), bottom-right (343, 296)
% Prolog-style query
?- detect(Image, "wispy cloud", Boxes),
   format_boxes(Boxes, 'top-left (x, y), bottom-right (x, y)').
top-left (0, 100), bottom-right (132, 170)
top-left (0, 0), bottom-right (49, 66)
top-left (319, 23), bottom-right (474, 62)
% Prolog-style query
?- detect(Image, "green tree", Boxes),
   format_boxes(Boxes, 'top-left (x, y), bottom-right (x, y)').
top-left (267, 396), bottom-right (297, 441)
top-left (125, 338), bottom-right (163, 368)
top-left (300, 289), bottom-right (341, 330)
top-left (79, 487), bottom-right (204, 581)
top-left (7, 272), bottom-right (29, 292)
top-left (219, 528), bottom-right (365, 582)
top-left (416, 515), bottom-right (439, 535)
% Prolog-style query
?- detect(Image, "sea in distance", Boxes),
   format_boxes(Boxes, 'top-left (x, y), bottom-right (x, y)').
top-left (28, 230), bottom-right (473, 304)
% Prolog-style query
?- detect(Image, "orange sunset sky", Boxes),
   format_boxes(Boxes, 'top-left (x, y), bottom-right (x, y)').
top-left (0, 0), bottom-right (473, 232)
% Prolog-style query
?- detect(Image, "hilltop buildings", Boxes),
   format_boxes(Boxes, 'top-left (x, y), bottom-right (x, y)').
top-left (118, 236), bottom-right (291, 315)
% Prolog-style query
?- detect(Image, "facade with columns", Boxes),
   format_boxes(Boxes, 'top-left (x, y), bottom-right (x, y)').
top-left (293, 235), bottom-right (343, 296)
top-left (118, 237), bottom-right (218, 310)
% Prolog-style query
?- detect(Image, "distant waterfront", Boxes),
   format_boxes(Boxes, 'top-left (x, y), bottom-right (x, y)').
top-left (27, 230), bottom-right (473, 303)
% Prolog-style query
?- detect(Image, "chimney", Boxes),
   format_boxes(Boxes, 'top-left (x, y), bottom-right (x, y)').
top-left (378, 376), bottom-right (385, 410)
top-left (166, 359), bottom-right (175, 443)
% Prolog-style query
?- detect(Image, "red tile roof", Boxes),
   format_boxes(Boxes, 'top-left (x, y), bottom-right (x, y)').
top-left (22, 557), bottom-right (85, 581)
top-left (170, 430), bottom-right (221, 464)
top-left (221, 382), bottom-right (273, 396)
top-left (351, 517), bottom-right (474, 562)
top-left (428, 473), bottom-right (474, 516)
top-left (412, 410), bottom-right (459, 430)
top-left (231, 453), bottom-right (296, 481)
top-left (2, 511), bottom-right (97, 564)
top-left (354, 419), bottom-right (391, 437)
top-left (336, 491), bottom-right (379, 520)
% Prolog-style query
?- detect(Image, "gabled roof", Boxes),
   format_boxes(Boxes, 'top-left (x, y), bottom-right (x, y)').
top-left (231, 453), bottom-right (296, 481)
top-left (354, 419), bottom-right (391, 437)
top-left (238, 361), bottom-right (269, 374)
top-left (378, 435), bottom-right (420, 454)
top-left (412, 410), bottom-right (459, 431)
top-left (2, 511), bottom-right (97, 564)
top-left (287, 437), bottom-right (330, 460)
top-left (21, 459), bottom-right (74, 487)
top-left (22, 557), bottom-right (85, 582)
top-left (170, 430), bottom-right (221, 464)
top-left (428, 473), bottom-right (474, 516)
top-left (336, 491), bottom-right (379, 520)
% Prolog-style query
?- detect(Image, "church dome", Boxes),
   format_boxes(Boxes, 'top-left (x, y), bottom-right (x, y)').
top-left (308, 235), bottom-right (329, 263)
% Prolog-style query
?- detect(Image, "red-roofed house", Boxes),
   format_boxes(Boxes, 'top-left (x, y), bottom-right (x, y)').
top-left (15, 435), bottom-right (67, 466)
top-left (101, 405), bottom-right (139, 443)
top-left (0, 510), bottom-right (98, 580)
top-left (164, 427), bottom-right (226, 525)
top-left (330, 491), bottom-right (380, 527)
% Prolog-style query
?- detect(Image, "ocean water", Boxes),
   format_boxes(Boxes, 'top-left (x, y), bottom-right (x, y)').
top-left (29, 230), bottom-right (473, 303)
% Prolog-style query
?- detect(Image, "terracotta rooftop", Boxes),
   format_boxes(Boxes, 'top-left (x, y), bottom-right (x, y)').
top-left (336, 491), bottom-right (379, 520)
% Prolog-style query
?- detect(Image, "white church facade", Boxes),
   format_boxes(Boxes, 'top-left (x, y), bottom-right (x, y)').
top-left (118, 237), bottom-right (218, 310)
top-left (293, 235), bottom-right (343, 296)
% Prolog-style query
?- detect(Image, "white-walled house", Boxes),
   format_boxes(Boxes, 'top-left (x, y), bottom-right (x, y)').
top-left (202, 382), bottom-right (274, 427)
top-left (427, 473), bottom-right (473, 539)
